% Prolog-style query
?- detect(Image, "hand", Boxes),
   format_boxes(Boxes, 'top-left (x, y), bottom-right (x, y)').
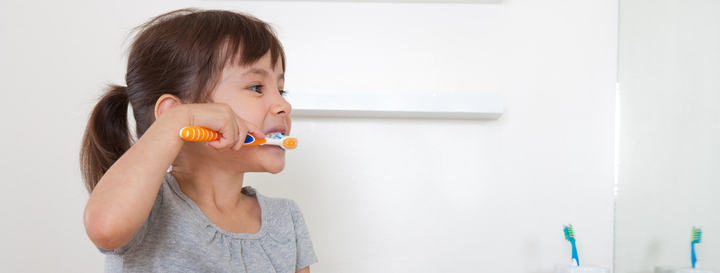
top-left (185, 103), bottom-right (265, 151)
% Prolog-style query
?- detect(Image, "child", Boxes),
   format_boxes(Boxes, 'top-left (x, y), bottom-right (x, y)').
top-left (80, 9), bottom-right (317, 272)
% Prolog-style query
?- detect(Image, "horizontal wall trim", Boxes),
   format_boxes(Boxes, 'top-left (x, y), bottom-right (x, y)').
top-left (214, 0), bottom-right (502, 3)
top-left (286, 90), bottom-right (503, 119)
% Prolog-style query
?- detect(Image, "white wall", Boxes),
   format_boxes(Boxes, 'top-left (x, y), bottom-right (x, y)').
top-left (615, 1), bottom-right (720, 272)
top-left (0, 0), bottom-right (618, 272)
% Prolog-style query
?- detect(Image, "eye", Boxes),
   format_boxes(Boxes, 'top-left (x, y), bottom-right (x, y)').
top-left (279, 90), bottom-right (287, 97)
top-left (248, 85), bottom-right (263, 93)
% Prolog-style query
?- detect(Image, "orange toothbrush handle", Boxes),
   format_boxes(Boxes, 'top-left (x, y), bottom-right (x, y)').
top-left (179, 126), bottom-right (220, 141)
top-left (179, 126), bottom-right (257, 144)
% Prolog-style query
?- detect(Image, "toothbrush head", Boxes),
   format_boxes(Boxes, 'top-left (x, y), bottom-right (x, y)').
top-left (282, 137), bottom-right (298, 149)
top-left (564, 225), bottom-right (576, 241)
top-left (264, 132), bottom-right (298, 150)
top-left (692, 227), bottom-right (702, 244)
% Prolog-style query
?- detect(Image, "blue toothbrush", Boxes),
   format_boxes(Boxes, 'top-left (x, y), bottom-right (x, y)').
top-left (564, 224), bottom-right (579, 266)
top-left (691, 227), bottom-right (702, 268)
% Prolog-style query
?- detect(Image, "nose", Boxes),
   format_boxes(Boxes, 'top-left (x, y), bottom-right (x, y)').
top-left (270, 89), bottom-right (292, 117)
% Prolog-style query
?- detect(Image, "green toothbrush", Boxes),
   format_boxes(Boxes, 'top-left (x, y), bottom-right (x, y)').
top-left (691, 227), bottom-right (702, 268)
top-left (564, 224), bottom-right (579, 266)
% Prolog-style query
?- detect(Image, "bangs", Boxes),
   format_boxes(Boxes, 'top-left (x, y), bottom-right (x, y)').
top-left (132, 9), bottom-right (285, 103)
top-left (203, 11), bottom-right (286, 101)
top-left (222, 21), bottom-right (285, 70)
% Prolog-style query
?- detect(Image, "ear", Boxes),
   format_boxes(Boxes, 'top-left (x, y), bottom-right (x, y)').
top-left (155, 94), bottom-right (182, 119)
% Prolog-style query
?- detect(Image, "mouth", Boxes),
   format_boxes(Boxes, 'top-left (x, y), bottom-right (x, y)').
top-left (264, 125), bottom-right (288, 138)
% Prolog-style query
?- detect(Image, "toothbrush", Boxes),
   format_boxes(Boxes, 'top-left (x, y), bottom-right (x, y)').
top-left (691, 227), bottom-right (702, 268)
top-left (179, 126), bottom-right (298, 150)
top-left (564, 224), bottom-right (580, 266)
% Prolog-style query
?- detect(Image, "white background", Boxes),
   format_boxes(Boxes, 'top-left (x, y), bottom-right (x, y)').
top-left (0, 0), bottom-right (617, 272)
top-left (615, 0), bottom-right (720, 272)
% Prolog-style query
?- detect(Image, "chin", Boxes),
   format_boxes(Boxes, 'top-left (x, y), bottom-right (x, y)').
top-left (264, 160), bottom-right (286, 174)
top-left (265, 166), bottom-right (285, 174)
top-left (240, 147), bottom-right (287, 173)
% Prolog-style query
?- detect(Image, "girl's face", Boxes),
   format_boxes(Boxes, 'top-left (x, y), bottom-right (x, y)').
top-left (211, 51), bottom-right (291, 173)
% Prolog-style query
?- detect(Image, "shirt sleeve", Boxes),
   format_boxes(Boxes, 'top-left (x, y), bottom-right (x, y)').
top-left (288, 200), bottom-right (318, 271)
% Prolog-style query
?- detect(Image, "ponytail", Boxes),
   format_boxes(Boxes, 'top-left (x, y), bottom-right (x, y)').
top-left (80, 85), bottom-right (133, 193)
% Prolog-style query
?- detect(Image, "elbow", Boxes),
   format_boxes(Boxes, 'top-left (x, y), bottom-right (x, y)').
top-left (84, 207), bottom-right (131, 251)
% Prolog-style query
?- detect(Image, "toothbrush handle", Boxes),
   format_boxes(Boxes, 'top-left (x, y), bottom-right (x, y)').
top-left (692, 242), bottom-right (697, 268)
top-left (179, 126), bottom-right (255, 144)
top-left (571, 240), bottom-right (579, 266)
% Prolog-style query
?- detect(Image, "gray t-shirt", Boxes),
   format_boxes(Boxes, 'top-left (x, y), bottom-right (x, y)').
top-left (101, 173), bottom-right (317, 272)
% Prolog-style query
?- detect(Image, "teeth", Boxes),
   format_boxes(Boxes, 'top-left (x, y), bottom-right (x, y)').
top-left (265, 132), bottom-right (285, 139)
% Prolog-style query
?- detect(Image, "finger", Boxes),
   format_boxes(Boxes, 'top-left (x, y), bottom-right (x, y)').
top-left (231, 117), bottom-right (267, 151)
top-left (230, 117), bottom-right (251, 151)
top-left (207, 127), bottom-right (235, 151)
top-left (245, 122), bottom-right (265, 140)
top-left (207, 111), bottom-right (240, 151)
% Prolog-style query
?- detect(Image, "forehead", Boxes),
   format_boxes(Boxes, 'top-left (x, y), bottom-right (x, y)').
top-left (221, 52), bottom-right (284, 81)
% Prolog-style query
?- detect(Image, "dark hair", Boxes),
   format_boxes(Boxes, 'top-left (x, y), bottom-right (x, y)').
top-left (80, 9), bottom-right (285, 192)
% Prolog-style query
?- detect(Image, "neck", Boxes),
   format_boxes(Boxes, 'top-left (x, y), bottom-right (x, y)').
top-left (170, 156), bottom-right (248, 210)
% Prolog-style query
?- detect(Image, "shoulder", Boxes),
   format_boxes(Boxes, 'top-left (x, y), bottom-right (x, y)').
top-left (244, 187), bottom-right (303, 222)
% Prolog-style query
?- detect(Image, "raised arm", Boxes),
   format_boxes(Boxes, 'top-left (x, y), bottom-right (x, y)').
top-left (83, 104), bottom-right (188, 250)
top-left (83, 99), bottom-right (262, 250)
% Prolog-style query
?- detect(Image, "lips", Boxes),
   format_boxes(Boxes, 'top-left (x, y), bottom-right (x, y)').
top-left (264, 125), bottom-right (288, 137)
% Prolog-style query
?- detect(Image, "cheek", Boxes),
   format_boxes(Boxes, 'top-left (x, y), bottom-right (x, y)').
top-left (238, 110), bottom-right (266, 129)
top-left (229, 101), bottom-right (265, 122)
top-left (211, 88), bottom-right (262, 119)
top-left (286, 116), bottom-right (292, 133)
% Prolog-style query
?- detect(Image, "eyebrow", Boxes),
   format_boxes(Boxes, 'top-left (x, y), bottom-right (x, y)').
top-left (242, 68), bottom-right (284, 81)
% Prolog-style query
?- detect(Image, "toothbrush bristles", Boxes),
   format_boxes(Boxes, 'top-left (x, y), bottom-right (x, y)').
top-left (564, 225), bottom-right (576, 241)
top-left (692, 227), bottom-right (702, 243)
top-left (266, 132), bottom-right (285, 139)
